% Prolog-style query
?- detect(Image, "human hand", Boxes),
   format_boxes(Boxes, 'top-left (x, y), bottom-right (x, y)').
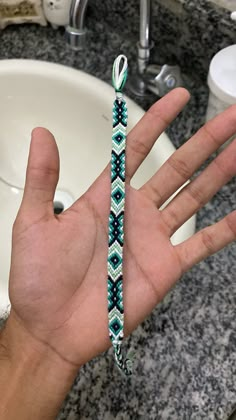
top-left (6, 88), bottom-right (236, 372)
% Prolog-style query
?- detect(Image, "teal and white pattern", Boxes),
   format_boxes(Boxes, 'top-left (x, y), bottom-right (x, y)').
top-left (107, 55), bottom-right (133, 376)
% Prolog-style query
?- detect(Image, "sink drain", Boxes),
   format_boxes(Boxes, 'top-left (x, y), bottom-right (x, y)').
top-left (53, 190), bottom-right (74, 214)
top-left (53, 201), bottom-right (64, 215)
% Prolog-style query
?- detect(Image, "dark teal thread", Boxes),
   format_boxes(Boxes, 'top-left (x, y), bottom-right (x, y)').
top-left (107, 56), bottom-right (133, 376)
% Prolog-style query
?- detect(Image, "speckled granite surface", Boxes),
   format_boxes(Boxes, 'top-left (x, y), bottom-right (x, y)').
top-left (0, 1), bottom-right (235, 419)
top-left (88, 0), bottom-right (236, 81)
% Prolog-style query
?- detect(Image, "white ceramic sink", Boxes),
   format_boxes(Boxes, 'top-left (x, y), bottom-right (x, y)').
top-left (0, 60), bottom-right (196, 314)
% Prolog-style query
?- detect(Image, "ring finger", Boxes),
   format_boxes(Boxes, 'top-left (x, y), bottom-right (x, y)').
top-left (162, 138), bottom-right (236, 236)
top-left (140, 105), bottom-right (236, 208)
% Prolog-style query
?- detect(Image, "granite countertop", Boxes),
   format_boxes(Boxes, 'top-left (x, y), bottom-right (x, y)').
top-left (0, 19), bottom-right (235, 420)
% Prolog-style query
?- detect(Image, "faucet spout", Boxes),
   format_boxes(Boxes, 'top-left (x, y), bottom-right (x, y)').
top-left (138, 0), bottom-right (153, 74)
top-left (69, 0), bottom-right (88, 31)
top-left (140, 0), bottom-right (151, 49)
top-left (65, 0), bottom-right (89, 50)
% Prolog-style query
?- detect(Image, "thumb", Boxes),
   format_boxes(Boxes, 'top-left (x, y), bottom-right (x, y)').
top-left (20, 127), bottom-right (59, 219)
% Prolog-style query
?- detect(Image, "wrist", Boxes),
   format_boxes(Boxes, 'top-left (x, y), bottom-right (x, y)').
top-left (0, 311), bottom-right (79, 419)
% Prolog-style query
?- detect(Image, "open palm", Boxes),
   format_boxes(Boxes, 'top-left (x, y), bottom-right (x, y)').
top-left (9, 88), bottom-right (236, 370)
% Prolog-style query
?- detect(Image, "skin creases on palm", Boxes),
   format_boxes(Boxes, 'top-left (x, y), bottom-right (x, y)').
top-left (8, 88), bottom-right (236, 368)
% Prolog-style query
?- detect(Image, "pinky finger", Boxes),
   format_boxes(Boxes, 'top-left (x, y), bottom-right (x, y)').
top-left (176, 210), bottom-right (236, 273)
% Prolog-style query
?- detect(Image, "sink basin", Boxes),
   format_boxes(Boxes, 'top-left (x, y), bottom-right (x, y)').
top-left (0, 59), bottom-right (196, 314)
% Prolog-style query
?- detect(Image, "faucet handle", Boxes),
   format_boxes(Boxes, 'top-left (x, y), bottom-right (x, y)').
top-left (145, 64), bottom-right (183, 97)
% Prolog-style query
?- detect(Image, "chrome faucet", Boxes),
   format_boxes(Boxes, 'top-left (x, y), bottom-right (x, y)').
top-left (130, 0), bottom-right (183, 97)
top-left (65, 0), bottom-right (183, 97)
top-left (65, 0), bottom-right (88, 50)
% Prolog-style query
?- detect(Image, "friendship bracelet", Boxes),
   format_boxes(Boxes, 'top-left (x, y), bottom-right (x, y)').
top-left (107, 55), bottom-right (133, 376)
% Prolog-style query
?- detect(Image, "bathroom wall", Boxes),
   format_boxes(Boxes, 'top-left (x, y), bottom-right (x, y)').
top-left (208, 0), bottom-right (235, 11)
top-left (89, 0), bottom-right (235, 82)
top-left (151, 0), bottom-right (236, 81)
top-left (162, 0), bottom-right (235, 12)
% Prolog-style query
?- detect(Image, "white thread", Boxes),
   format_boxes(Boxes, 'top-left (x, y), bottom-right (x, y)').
top-left (113, 54), bottom-right (128, 91)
